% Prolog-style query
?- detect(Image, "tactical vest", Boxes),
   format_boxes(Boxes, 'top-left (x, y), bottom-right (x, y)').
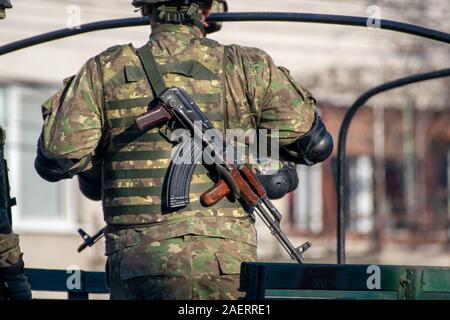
top-left (97, 38), bottom-right (247, 227)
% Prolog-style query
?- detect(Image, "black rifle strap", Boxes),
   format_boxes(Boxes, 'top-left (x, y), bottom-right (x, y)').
top-left (136, 44), bottom-right (167, 97)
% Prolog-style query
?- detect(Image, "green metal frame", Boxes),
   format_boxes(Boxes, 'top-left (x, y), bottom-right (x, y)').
top-left (239, 263), bottom-right (450, 300)
top-left (23, 263), bottom-right (450, 300)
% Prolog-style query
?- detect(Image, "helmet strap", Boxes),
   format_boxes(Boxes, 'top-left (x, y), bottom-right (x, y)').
top-left (152, 3), bottom-right (206, 34)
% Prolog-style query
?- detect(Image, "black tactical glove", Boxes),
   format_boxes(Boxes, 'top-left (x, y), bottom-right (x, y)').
top-left (256, 163), bottom-right (299, 200)
top-left (78, 163), bottom-right (102, 201)
top-left (0, 254), bottom-right (32, 300)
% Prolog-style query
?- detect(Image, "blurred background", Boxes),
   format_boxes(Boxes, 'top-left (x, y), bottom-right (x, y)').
top-left (0, 0), bottom-right (449, 298)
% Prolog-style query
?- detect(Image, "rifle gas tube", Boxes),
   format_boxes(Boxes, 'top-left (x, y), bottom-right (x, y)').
top-left (135, 87), bottom-right (311, 263)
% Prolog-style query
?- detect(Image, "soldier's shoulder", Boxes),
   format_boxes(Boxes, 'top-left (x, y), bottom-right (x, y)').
top-left (200, 37), bottom-right (222, 48)
top-left (225, 44), bottom-right (271, 63)
top-left (102, 44), bottom-right (134, 55)
top-left (95, 43), bottom-right (137, 64)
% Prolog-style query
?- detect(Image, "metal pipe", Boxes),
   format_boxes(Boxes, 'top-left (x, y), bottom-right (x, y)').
top-left (1, 12), bottom-right (449, 56)
top-left (336, 68), bottom-right (450, 264)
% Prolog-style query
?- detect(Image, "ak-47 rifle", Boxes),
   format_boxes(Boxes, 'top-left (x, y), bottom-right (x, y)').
top-left (77, 87), bottom-right (312, 263)
top-left (134, 87), bottom-right (311, 263)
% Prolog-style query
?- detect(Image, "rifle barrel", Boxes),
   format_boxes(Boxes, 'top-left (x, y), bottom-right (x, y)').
top-left (255, 203), bottom-right (304, 263)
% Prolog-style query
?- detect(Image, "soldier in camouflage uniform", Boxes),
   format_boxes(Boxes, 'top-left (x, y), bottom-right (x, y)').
top-left (35, 0), bottom-right (332, 299)
top-left (0, 127), bottom-right (32, 300)
top-left (0, 0), bottom-right (33, 301)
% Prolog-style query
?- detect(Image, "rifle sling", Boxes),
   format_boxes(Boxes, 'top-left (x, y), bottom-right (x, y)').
top-left (136, 44), bottom-right (167, 97)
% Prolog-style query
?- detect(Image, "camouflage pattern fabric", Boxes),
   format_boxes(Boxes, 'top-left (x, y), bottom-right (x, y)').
top-left (0, 126), bottom-right (21, 268)
top-left (107, 235), bottom-right (256, 300)
top-left (0, 233), bottom-right (21, 268)
top-left (40, 24), bottom-right (316, 167)
top-left (211, 0), bottom-right (226, 13)
top-left (39, 22), bottom-right (317, 299)
top-left (104, 216), bottom-right (257, 254)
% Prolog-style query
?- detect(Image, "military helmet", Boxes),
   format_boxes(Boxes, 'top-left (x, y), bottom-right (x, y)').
top-left (132, 0), bottom-right (227, 34)
top-left (206, 0), bottom-right (228, 34)
top-left (0, 0), bottom-right (13, 20)
top-left (132, 0), bottom-right (210, 7)
top-left (0, 0), bottom-right (12, 8)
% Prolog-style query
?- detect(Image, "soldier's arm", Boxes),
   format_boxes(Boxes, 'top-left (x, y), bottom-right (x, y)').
top-left (0, 233), bottom-right (20, 267)
top-left (35, 57), bottom-right (105, 182)
top-left (0, 127), bottom-right (32, 300)
top-left (227, 46), bottom-right (333, 166)
top-left (0, 233), bottom-right (32, 300)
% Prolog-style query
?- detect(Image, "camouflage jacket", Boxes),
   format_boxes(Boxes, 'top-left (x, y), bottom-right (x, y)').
top-left (0, 127), bottom-right (21, 268)
top-left (0, 233), bottom-right (21, 268)
top-left (40, 24), bottom-right (316, 255)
